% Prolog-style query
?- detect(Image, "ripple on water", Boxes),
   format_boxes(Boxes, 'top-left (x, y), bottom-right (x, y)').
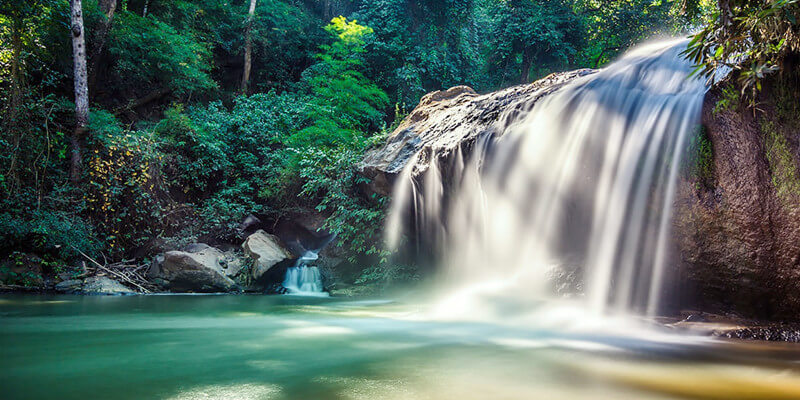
top-left (166, 383), bottom-right (281, 400)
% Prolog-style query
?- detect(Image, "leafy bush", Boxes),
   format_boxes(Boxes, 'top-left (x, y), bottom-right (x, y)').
top-left (0, 188), bottom-right (102, 260)
top-left (109, 10), bottom-right (216, 98)
top-left (687, 0), bottom-right (800, 101)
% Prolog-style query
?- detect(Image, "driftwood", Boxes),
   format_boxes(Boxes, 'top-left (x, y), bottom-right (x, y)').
top-left (71, 246), bottom-right (155, 293)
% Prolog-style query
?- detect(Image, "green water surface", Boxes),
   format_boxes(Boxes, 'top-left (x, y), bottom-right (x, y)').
top-left (2, 294), bottom-right (800, 399)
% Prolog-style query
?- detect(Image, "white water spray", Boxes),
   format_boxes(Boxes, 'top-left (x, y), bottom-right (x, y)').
top-left (387, 39), bottom-right (706, 320)
top-left (283, 250), bottom-right (329, 297)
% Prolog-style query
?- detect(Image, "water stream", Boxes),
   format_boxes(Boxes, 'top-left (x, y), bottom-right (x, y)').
top-left (282, 250), bottom-right (329, 297)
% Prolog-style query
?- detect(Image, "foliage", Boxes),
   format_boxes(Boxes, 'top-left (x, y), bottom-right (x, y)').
top-left (713, 83), bottom-right (742, 113)
top-left (297, 144), bottom-right (388, 263)
top-left (683, 125), bottom-right (716, 190)
top-left (686, 0), bottom-right (800, 101)
top-left (480, 0), bottom-right (586, 85)
top-left (108, 10), bottom-right (216, 98)
top-left (0, 0), bottom-right (713, 286)
top-left (84, 111), bottom-right (167, 255)
top-left (294, 17), bottom-right (389, 147)
top-left (355, 264), bottom-right (420, 288)
top-left (576, 0), bottom-right (701, 68)
top-left (0, 189), bottom-right (102, 260)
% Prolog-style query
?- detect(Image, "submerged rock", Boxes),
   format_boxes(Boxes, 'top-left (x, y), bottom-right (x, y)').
top-left (242, 230), bottom-right (292, 282)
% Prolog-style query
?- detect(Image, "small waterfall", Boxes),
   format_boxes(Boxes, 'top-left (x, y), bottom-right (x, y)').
top-left (387, 39), bottom-right (706, 319)
top-left (282, 251), bottom-right (329, 297)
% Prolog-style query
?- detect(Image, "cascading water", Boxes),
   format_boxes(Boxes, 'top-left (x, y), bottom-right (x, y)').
top-left (282, 250), bottom-right (329, 297)
top-left (387, 39), bottom-right (706, 320)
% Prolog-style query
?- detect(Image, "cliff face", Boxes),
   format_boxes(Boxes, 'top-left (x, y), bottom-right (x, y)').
top-left (673, 77), bottom-right (800, 320)
top-left (364, 68), bottom-right (800, 321)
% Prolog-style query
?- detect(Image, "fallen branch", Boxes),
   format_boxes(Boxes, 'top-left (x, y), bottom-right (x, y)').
top-left (71, 246), bottom-right (151, 293)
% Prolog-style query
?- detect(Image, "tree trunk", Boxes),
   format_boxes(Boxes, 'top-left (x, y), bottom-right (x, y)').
top-left (240, 0), bottom-right (257, 94)
top-left (8, 22), bottom-right (23, 119)
top-left (142, 0), bottom-right (149, 17)
top-left (70, 0), bottom-right (89, 184)
top-left (519, 47), bottom-right (533, 84)
top-left (88, 0), bottom-right (117, 96)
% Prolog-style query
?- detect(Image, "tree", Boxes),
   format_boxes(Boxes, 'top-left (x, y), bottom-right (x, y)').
top-left (241, 0), bottom-right (257, 94)
top-left (293, 16), bottom-right (389, 147)
top-left (88, 0), bottom-right (117, 95)
top-left (70, 0), bottom-right (89, 183)
top-left (480, 0), bottom-right (585, 85)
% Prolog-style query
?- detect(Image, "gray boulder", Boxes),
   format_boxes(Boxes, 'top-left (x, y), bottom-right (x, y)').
top-left (82, 276), bottom-right (135, 295)
top-left (242, 230), bottom-right (292, 281)
top-left (54, 279), bottom-right (83, 294)
top-left (55, 276), bottom-right (134, 295)
top-left (159, 245), bottom-right (238, 292)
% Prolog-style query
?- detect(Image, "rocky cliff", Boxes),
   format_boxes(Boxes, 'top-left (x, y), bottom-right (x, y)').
top-left (673, 75), bottom-right (800, 320)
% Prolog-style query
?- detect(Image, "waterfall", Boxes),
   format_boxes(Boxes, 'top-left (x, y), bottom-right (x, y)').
top-left (387, 39), bottom-right (706, 319)
top-left (282, 251), bottom-right (329, 297)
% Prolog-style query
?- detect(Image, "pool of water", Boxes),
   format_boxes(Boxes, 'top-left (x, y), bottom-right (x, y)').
top-left (2, 294), bottom-right (800, 399)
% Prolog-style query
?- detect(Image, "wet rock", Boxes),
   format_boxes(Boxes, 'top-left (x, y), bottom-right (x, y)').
top-left (672, 75), bottom-right (800, 321)
top-left (159, 245), bottom-right (238, 292)
top-left (147, 254), bottom-right (165, 280)
top-left (54, 279), bottom-right (83, 293)
top-left (360, 70), bottom-right (595, 196)
top-left (54, 276), bottom-right (135, 295)
top-left (242, 230), bottom-right (293, 282)
top-left (219, 251), bottom-right (245, 278)
top-left (683, 314), bottom-right (709, 323)
top-left (82, 276), bottom-right (134, 295)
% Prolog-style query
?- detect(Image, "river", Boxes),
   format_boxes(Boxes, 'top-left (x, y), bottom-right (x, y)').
top-left (2, 294), bottom-right (800, 399)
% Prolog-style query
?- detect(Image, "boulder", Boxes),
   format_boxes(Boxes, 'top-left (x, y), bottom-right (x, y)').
top-left (159, 245), bottom-right (238, 292)
top-left (82, 276), bottom-right (134, 295)
top-left (54, 276), bottom-right (134, 295)
top-left (242, 230), bottom-right (292, 282)
top-left (219, 251), bottom-right (245, 278)
top-left (54, 279), bottom-right (83, 294)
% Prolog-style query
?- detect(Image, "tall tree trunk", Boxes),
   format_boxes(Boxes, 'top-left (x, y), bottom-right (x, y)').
top-left (240, 0), bottom-right (257, 94)
top-left (8, 22), bottom-right (23, 119)
top-left (142, 0), bottom-right (149, 17)
top-left (519, 47), bottom-right (533, 84)
top-left (88, 0), bottom-right (117, 96)
top-left (70, 0), bottom-right (89, 184)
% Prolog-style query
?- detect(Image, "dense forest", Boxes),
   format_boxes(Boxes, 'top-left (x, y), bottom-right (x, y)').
top-left (1, 0), bottom-right (797, 288)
